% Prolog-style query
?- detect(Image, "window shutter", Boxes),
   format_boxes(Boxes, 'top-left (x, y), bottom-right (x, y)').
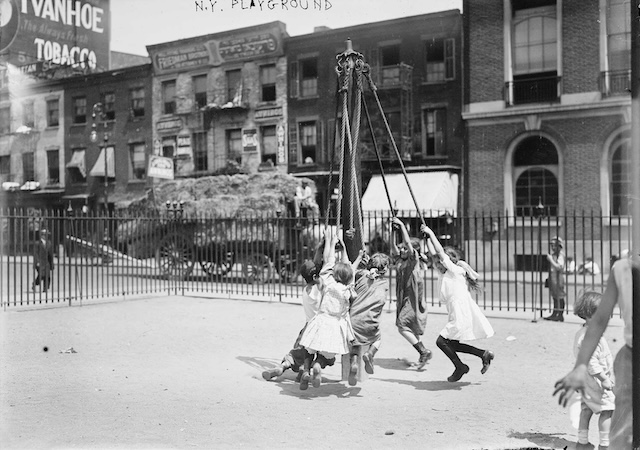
top-left (288, 121), bottom-right (298, 164)
top-left (316, 120), bottom-right (324, 163)
top-left (289, 61), bottom-right (299, 98)
top-left (445, 38), bottom-right (455, 80)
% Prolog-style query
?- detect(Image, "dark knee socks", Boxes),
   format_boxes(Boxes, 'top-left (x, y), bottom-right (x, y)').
top-left (413, 341), bottom-right (428, 355)
top-left (436, 335), bottom-right (463, 368)
top-left (449, 340), bottom-right (484, 358)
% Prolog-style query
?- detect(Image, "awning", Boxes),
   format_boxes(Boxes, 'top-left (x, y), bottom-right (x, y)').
top-left (361, 171), bottom-right (459, 217)
top-left (65, 149), bottom-right (86, 178)
top-left (89, 147), bottom-right (115, 178)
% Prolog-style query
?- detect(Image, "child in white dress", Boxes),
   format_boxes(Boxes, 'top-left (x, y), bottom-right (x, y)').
top-left (571, 290), bottom-right (615, 450)
top-left (421, 224), bottom-right (495, 382)
top-left (299, 229), bottom-right (355, 389)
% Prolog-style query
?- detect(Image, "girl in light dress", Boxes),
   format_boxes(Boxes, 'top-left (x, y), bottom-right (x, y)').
top-left (298, 228), bottom-right (355, 389)
top-left (420, 224), bottom-right (495, 382)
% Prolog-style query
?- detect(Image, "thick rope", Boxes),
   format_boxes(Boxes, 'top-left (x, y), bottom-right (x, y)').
top-left (364, 70), bottom-right (426, 228)
top-left (324, 83), bottom-right (342, 227)
top-left (335, 62), bottom-right (352, 231)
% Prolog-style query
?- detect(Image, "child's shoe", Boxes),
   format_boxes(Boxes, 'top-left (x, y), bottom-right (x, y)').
top-left (261, 366), bottom-right (284, 381)
top-left (417, 349), bottom-right (432, 369)
top-left (295, 371), bottom-right (303, 383)
top-left (575, 442), bottom-right (594, 450)
top-left (447, 364), bottom-right (469, 382)
top-left (481, 350), bottom-right (494, 374)
top-left (363, 348), bottom-right (377, 375)
top-left (311, 363), bottom-right (322, 388)
top-left (299, 371), bottom-right (310, 390)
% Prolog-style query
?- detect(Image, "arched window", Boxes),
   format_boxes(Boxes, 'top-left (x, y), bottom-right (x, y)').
top-left (513, 136), bottom-right (559, 216)
top-left (611, 134), bottom-right (631, 216)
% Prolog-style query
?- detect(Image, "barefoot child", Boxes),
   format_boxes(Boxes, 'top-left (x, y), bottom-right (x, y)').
top-left (420, 224), bottom-right (495, 382)
top-left (571, 290), bottom-right (615, 450)
top-left (298, 229), bottom-right (356, 390)
top-left (391, 217), bottom-right (432, 368)
top-left (347, 250), bottom-right (391, 385)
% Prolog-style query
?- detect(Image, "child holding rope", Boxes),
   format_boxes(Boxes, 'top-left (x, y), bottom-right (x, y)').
top-left (420, 224), bottom-right (495, 382)
top-left (347, 250), bottom-right (391, 384)
top-left (298, 228), bottom-right (356, 389)
top-left (391, 217), bottom-right (432, 369)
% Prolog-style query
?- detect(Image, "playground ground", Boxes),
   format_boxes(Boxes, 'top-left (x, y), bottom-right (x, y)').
top-left (0, 294), bottom-right (626, 450)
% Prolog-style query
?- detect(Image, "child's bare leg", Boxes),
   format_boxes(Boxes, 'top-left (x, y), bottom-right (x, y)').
top-left (577, 402), bottom-right (593, 445)
top-left (398, 328), bottom-right (431, 367)
top-left (598, 410), bottom-right (612, 448)
top-left (262, 356), bottom-right (293, 381)
top-left (363, 339), bottom-right (381, 374)
top-left (299, 352), bottom-right (314, 390)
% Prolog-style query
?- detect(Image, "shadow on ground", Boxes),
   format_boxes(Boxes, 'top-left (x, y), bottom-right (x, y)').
top-left (507, 430), bottom-right (574, 449)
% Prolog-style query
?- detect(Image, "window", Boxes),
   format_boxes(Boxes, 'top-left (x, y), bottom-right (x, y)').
top-left (226, 69), bottom-right (242, 103)
top-left (299, 121), bottom-right (317, 164)
top-left (0, 155), bottom-right (10, 176)
top-left (226, 129), bottom-right (242, 163)
top-left (300, 58), bottom-right (318, 97)
top-left (46, 149), bottom-right (59, 185)
top-left (425, 39), bottom-right (455, 82)
top-left (100, 92), bottom-right (115, 121)
top-left (22, 101), bottom-right (34, 128)
top-left (261, 125), bottom-right (277, 165)
top-left (162, 80), bottom-right (176, 114)
top-left (129, 143), bottom-right (146, 180)
top-left (380, 44), bottom-right (401, 85)
top-left (130, 88), bottom-right (145, 118)
top-left (260, 64), bottom-right (276, 102)
top-left (73, 97), bottom-right (87, 124)
top-left (162, 137), bottom-right (176, 159)
top-left (67, 148), bottom-right (87, 184)
top-left (512, 136), bottom-right (559, 216)
top-left (512, 4), bottom-right (557, 75)
top-left (607, 0), bottom-right (631, 71)
top-left (611, 135), bottom-right (631, 215)
top-left (193, 75), bottom-right (208, 109)
top-left (47, 99), bottom-right (59, 127)
top-left (0, 107), bottom-right (10, 134)
top-left (192, 131), bottom-right (208, 172)
top-left (422, 109), bottom-right (446, 157)
top-left (22, 152), bottom-right (34, 182)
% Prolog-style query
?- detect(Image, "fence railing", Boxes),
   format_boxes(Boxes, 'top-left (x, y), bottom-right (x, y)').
top-left (0, 208), bottom-right (631, 316)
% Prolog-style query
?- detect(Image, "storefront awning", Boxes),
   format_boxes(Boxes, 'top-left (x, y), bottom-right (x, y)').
top-left (89, 147), bottom-right (115, 178)
top-left (361, 171), bottom-right (459, 217)
top-left (65, 149), bottom-right (87, 178)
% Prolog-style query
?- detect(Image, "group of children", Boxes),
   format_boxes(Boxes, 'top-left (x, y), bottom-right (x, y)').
top-left (262, 217), bottom-right (496, 389)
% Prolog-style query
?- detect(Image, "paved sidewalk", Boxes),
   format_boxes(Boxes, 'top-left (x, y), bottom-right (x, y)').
top-left (0, 294), bottom-right (626, 449)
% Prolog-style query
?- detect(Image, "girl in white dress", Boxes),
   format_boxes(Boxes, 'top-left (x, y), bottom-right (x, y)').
top-left (420, 224), bottom-right (495, 382)
top-left (299, 229), bottom-right (355, 389)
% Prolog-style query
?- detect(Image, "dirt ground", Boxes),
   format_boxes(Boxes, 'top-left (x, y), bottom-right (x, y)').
top-left (0, 295), bottom-right (625, 450)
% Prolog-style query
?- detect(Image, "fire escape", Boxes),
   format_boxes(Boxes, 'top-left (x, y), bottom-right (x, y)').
top-left (361, 60), bottom-right (413, 162)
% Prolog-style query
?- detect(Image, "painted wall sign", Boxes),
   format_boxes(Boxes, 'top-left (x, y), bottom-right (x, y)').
top-left (150, 24), bottom-right (283, 74)
top-left (1, 0), bottom-right (111, 73)
top-left (242, 129), bottom-right (258, 152)
top-left (255, 106), bottom-right (283, 120)
top-left (177, 135), bottom-right (191, 147)
top-left (277, 124), bottom-right (286, 165)
top-left (147, 155), bottom-right (174, 180)
top-left (156, 118), bottom-right (183, 133)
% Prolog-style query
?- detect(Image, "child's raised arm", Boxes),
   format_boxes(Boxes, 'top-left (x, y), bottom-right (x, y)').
top-left (392, 217), bottom-right (411, 246)
top-left (421, 224), bottom-right (445, 256)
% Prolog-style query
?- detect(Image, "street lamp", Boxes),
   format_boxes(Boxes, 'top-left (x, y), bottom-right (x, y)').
top-left (533, 197), bottom-right (545, 322)
top-left (90, 102), bottom-right (109, 215)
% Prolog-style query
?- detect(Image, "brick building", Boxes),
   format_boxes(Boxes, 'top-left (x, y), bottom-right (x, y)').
top-left (286, 11), bottom-right (463, 216)
top-left (146, 22), bottom-right (288, 177)
top-left (61, 63), bottom-right (154, 212)
top-left (462, 0), bottom-right (632, 265)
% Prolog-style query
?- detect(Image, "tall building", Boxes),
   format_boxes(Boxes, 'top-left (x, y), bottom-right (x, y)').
top-left (146, 22), bottom-right (288, 177)
top-left (463, 0), bottom-right (632, 218)
top-left (286, 11), bottom-right (463, 217)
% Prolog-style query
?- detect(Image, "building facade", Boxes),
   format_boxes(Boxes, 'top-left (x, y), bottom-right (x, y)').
top-left (286, 11), bottom-right (464, 215)
top-left (146, 22), bottom-right (289, 178)
top-left (61, 63), bottom-right (153, 211)
top-left (462, 0), bottom-right (633, 265)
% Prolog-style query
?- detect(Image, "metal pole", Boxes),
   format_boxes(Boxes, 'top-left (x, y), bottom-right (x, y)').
top-left (630, 2), bottom-right (640, 447)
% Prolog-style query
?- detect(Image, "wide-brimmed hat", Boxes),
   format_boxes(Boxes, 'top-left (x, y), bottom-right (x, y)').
top-left (40, 228), bottom-right (50, 234)
top-left (550, 236), bottom-right (563, 247)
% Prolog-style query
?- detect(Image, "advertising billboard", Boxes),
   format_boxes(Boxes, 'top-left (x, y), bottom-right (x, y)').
top-left (0, 0), bottom-right (110, 74)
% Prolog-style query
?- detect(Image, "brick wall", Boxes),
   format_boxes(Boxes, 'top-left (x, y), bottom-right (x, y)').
top-left (562, 1), bottom-right (601, 94)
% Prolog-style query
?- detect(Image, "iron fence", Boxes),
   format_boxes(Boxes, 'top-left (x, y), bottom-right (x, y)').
top-left (0, 207), bottom-right (631, 317)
